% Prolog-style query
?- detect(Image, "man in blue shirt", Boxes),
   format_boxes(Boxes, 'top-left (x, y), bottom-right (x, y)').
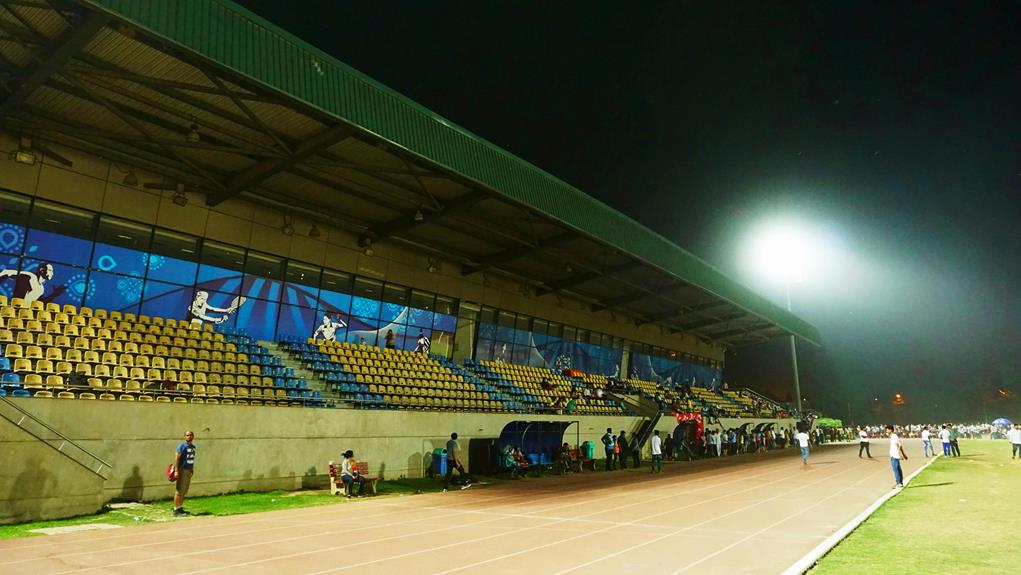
top-left (172, 430), bottom-right (196, 517)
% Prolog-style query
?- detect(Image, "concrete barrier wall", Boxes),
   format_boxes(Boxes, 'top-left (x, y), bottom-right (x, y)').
top-left (1, 399), bottom-right (794, 524)
top-left (0, 399), bottom-right (642, 523)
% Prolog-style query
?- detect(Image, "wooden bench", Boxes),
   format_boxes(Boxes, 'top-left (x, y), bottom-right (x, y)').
top-left (328, 460), bottom-right (379, 496)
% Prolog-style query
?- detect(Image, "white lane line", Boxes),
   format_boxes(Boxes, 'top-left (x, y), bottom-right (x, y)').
top-left (195, 456), bottom-right (803, 575)
top-left (670, 464), bottom-right (888, 573)
top-left (779, 453), bottom-right (942, 575)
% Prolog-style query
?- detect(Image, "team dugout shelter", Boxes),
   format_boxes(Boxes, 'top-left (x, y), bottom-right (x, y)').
top-left (0, 0), bottom-right (820, 523)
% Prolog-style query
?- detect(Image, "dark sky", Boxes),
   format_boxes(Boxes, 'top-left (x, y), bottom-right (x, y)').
top-left (237, 1), bottom-right (1020, 423)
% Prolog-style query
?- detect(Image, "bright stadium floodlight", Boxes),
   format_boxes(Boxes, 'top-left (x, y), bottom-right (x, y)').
top-left (740, 218), bottom-right (828, 416)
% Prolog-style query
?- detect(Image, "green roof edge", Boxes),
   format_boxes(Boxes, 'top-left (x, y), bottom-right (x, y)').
top-left (83, 0), bottom-right (821, 346)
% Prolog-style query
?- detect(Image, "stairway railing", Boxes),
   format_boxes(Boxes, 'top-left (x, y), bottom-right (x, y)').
top-left (0, 396), bottom-right (113, 479)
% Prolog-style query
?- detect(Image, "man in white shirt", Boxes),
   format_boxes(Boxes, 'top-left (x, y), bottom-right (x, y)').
top-left (939, 425), bottom-right (951, 456)
top-left (1007, 423), bottom-right (1021, 460)
top-left (650, 429), bottom-right (663, 473)
top-left (858, 425), bottom-right (872, 458)
top-left (921, 426), bottom-right (936, 457)
top-left (796, 429), bottom-right (810, 465)
top-left (886, 425), bottom-right (908, 488)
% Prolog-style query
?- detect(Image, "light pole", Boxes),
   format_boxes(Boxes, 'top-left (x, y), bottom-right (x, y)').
top-left (786, 283), bottom-right (803, 415)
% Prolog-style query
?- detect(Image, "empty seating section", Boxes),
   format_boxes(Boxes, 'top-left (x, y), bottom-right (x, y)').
top-left (470, 360), bottom-right (625, 416)
top-left (0, 295), bottom-right (319, 406)
top-left (279, 337), bottom-right (506, 411)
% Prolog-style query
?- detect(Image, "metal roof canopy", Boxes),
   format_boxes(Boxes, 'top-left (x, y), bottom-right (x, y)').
top-left (0, 0), bottom-right (821, 348)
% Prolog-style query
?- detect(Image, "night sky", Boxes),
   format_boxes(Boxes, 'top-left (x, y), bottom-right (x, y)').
top-left (237, 1), bottom-right (1020, 424)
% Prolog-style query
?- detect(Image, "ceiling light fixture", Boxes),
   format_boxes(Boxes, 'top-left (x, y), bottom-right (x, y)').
top-left (414, 207), bottom-right (424, 222)
top-left (186, 119), bottom-right (200, 143)
top-left (359, 236), bottom-right (374, 257)
top-left (308, 224), bottom-right (321, 238)
top-left (122, 170), bottom-right (138, 186)
top-left (281, 214), bottom-right (295, 236)
top-left (10, 135), bottom-right (37, 165)
top-left (172, 183), bottom-right (188, 207)
top-left (427, 258), bottom-right (439, 273)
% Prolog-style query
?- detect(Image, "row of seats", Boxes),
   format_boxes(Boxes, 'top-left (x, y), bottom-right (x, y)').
top-left (468, 360), bottom-right (625, 416)
top-left (280, 337), bottom-right (514, 412)
top-left (0, 386), bottom-right (312, 406)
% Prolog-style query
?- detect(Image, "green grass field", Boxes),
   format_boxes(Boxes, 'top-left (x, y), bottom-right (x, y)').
top-left (0, 475), bottom-right (494, 540)
top-left (810, 440), bottom-right (1021, 574)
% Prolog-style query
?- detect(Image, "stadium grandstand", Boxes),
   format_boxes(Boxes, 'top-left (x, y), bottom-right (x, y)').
top-left (0, 0), bottom-right (820, 526)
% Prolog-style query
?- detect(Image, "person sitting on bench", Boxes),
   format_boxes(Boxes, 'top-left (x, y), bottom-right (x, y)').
top-left (503, 445), bottom-right (526, 478)
top-left (340, 450), bottom-right (366, 498)
top-left (512, 447), bottom-right (532, 475)
top-left (556, 442), bottom-right (575, 474)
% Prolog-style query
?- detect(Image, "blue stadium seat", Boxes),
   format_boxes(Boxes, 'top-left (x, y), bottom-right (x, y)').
top-left (2, 372), bottom-right (21, 384)
top-left (11, 389), bottom-right (30, 397)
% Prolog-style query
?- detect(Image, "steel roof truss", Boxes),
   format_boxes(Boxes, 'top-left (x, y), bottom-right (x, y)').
top-left (535, 260), bottom-right (643, 296)
top-left (0, 8), bottom-right (109, 117)
top-left (62, 68), bottom-right (227, 191)
top-left (366, 191), bottom-right (488, 241)
top-left (461, 231), bottom-right (575, 275)
top-left (211, 122), bottom-right (354, 205)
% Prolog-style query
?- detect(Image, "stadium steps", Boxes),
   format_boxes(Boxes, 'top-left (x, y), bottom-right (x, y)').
top-left (0, 395), bottom-right (114, 479)
top-left (260, 340), bottom-right (342, 406)
top-left (607, 391), bottom-right (660, 418)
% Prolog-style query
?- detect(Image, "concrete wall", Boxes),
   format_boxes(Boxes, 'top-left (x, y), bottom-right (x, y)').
top-left (0, 398), bottom-right (650, 523)
top-left (0, 129), bottom-right (725, 363)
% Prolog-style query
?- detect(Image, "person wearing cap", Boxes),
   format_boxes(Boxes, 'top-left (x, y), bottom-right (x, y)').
top-left (340, 450), bottom-right (366, 498)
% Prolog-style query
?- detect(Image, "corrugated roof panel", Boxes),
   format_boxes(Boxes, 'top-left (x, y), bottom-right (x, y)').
top-left (83, 0), bottom-right (819, 345)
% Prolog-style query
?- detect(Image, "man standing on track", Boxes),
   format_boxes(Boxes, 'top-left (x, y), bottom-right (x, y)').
top-left (442, 432), bottom-right (471, 492)
top-left (858, 425), bottom-right (872, 458)
top-left (601, 428), bottom-right (615, 471)
top-left (796, 428), bottom-right (810, 465)
top-left (650, 429), bottom-right (662, 473)
top-left (921, 425), bottom-right (937, 457)
top-left (886, 424), bottom-right (908, 488)
top-left (172, 430), bottom-right (195, 517)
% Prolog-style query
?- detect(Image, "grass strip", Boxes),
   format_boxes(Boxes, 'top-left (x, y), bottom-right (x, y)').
top-left (0, 475), bottom-right (503, 540)
top-left (810, 440), bottom-right (1021, 574)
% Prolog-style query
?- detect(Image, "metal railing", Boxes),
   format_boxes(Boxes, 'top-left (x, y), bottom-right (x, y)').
top-left (0, 396), bottom-right (114, 479)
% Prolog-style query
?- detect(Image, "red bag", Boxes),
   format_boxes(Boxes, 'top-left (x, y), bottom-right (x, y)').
top-left (166, 464), bottom-right (176, 481)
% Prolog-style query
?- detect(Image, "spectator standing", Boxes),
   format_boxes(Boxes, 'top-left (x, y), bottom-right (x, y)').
top-left (796, 429), bottom-right (810, 465)
top-left (601, 428), bottom-right (615, 471)
top-left (921, 426), bottom-right (937, 457)
top-left (858, 426), bottom-right (873, 458)
top-left (650, 430), bottom-right (663, 473)
top-left (949, 424), bottom-right (961, 457)
top-left (886, 424), bottom-right (908, 488)
top-left (1008, 423), bottom-right (1021, 460)
top-left (172, 430), bottom-right (196, 517)
top-left (442, 432), bottom-right (471, 491)
top-left (664, 433), bottom-right (674, 461)
top-left (384, 329), bottom-right (395, 350)
top-left (939, 425), bottom-right (951, 456)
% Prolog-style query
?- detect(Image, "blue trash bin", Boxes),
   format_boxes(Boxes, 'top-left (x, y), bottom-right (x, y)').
top-left (432, 448), bottom-right (448, 476)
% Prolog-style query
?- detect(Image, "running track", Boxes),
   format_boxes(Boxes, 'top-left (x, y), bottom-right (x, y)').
top-left (0, 440), bottom-right (927, 574)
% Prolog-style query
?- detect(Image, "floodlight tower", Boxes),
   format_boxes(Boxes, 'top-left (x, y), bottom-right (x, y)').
top-left (786, 282), bottom-right (803, 415)
top-left (752, 226), bottom-right (806, 415)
